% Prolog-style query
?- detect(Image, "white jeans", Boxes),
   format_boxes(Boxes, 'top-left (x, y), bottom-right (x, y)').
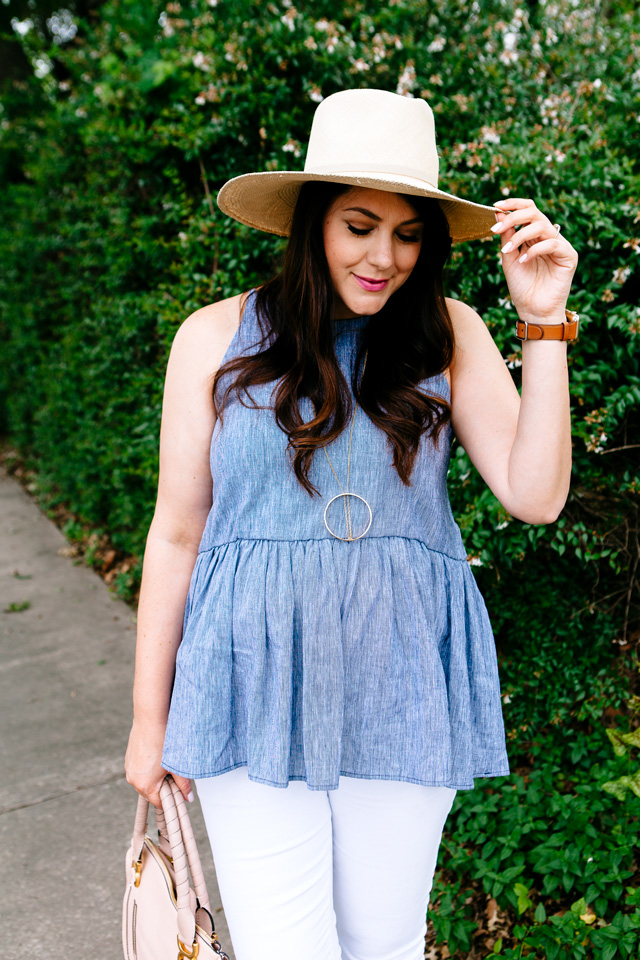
top-left (195, 768), bottom-right (456, 960)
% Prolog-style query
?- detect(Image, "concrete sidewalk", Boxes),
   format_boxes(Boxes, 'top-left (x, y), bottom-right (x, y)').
top-left (0, 469), bottom-right (234, 959)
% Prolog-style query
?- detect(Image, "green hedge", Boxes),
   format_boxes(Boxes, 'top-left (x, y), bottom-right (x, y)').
top-left (1, 1), bottom-right (639, 956)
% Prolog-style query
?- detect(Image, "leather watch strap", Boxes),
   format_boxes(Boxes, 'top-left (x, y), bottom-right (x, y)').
top-left (515, 308), bottom-right (580, 342)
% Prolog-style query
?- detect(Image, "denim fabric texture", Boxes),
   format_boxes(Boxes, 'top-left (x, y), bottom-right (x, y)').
top-left (162, 291), bottom-right (510, 790)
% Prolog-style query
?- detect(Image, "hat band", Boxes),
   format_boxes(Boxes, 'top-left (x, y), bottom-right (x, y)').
top-left (304, 160), bottom-right (439, 187)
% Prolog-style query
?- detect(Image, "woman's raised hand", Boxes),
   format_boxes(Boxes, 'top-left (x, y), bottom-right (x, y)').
top-left (491, 198), bottom-right (578, 324)
top-left (125, 717), bottom-right (193, 808)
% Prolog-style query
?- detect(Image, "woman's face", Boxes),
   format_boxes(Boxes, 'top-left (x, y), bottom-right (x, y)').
top-left (322, 187), bottom-right (423, 320)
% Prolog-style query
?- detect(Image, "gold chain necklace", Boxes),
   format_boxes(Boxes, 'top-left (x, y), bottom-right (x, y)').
top-left (313, 349), bottom-right (372, 542)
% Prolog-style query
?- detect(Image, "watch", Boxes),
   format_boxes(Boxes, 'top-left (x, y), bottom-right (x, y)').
top-left (515, 308), bottom-right (580, 342)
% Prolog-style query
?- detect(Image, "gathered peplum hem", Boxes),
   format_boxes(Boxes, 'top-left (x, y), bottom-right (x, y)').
top-left (162, 535), bottom-right (510, 791)
top-left (162, 293), bottom-right (510, 791)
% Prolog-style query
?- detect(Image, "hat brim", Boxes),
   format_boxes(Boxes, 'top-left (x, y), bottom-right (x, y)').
top-left (217, 170), bottom-right (497, 243)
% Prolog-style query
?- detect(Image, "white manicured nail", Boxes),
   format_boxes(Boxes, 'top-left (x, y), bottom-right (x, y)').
top-left (519, 252), bottom-right (528, 263)
top-left (188, 790), bottom-right (194, 802)
top-left (501, 241), bottom-right (513, 254)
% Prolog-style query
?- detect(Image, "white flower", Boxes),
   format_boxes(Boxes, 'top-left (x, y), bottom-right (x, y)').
top-left (309, 85), bottom-right (323, 103)
top-left (468, 556), bottom-right (484, 567)
top-left (11, 17), bottom-right (33, 37)
top-left (282, 138), bottom-right (302, 157)
top-left (351, 57), bottom-right (369, 73)
top-left (593, 78), bottom-right (602, 89)
top-left (34, 57), bottom-right (52, 79)
top-left (193, 52), bottom-right (210, 70)
top-left (427, 37), bottom-right (446, 52)
top-left (396, 62), bottom-right (416, 96)
top-left (496, 520), bottom-right (510, 530)
top-left (481, 126), bottom-right (501, 144)
top-left (612, 265), bottom-right (631, 285)
top-left (503, 694), bottom-right (512, 704)
top-left (315, 18), bottom-right (329, 30)
top-left (503, 30), bottom-right (518, 51)
top-left (506, 357), bottom-right (522, 369)
top-left (281, 10), bottom-right (296, 31)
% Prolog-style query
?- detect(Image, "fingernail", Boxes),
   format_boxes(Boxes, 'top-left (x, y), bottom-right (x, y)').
top-left (518, 252), bottom-right (528, 263)
top-left (188, 790), bottom-right (194, 802)
top-left (490, 221), bottom-right (502, 232)
top-left (501, 241), bottom-right (513, 254)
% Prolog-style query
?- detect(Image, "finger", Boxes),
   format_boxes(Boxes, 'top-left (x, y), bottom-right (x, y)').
top-left (172, 774), bottom-right (194, 803)
top-left (492, 206), bottom-right (549, 236)
top-left (493, 197), bottom-right (540, 212)
top-left (515, 236), bottom-right (576, 265)
top-left (499, 221), bottom-right (557, 255)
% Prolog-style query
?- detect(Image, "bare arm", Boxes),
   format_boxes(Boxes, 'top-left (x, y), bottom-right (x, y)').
top-left (446, 197), bottom-right (578, 524)
top-left (125, 293), bottom-right (244, 805)
top-left (448, 299), bottom-right (571, 523)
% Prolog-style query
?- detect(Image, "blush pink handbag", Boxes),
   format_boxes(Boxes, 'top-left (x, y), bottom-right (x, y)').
top-left (123, 775), bottom-right (230, 960)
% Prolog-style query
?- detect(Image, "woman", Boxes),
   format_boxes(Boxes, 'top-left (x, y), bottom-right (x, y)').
top-left (125, 89), bottom-right (578, 960)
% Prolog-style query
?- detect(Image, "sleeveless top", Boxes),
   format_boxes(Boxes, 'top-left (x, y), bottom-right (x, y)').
top-left (162, 291), bottom-right (510, 791)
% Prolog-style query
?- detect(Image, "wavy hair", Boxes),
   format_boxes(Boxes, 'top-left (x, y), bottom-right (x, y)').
top-left (212, 181), bottom-right (454, 497)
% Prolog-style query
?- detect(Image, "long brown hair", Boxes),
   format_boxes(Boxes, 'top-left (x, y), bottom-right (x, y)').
top-left (212, 181), bottom-right (454, 497)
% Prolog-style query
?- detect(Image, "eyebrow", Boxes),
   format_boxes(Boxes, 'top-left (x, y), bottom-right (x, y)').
top-left (344, 206), bottom-right (423, 226)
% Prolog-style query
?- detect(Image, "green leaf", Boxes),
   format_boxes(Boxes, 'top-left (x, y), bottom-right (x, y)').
top-left (606, 728), bottom-right (628, 758)
top-left (535, 902), bottom-right (547, 923)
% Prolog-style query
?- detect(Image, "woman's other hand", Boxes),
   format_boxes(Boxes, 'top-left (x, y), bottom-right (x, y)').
top-left (125, 717), bottom-right (193, 807)
top-left (491, 198), bottom-right (578, 323)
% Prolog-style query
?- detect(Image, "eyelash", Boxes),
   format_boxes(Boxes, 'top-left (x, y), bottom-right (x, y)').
top-left (347, 224), bottom-right (420, 243)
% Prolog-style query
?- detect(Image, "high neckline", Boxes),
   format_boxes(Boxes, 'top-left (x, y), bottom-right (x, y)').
top-left (331, 315), bottom-right (370, 332)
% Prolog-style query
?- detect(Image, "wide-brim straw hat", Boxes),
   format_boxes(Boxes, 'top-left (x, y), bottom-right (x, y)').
top-left (217, 88), bottom-right (497, 243)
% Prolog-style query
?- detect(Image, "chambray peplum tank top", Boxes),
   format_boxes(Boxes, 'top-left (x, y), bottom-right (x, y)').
top-left (162, 291), bottom-right (510, 791)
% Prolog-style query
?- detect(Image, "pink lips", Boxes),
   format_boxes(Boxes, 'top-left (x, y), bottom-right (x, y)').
top-left (353, 274), bottom-right (389, 292)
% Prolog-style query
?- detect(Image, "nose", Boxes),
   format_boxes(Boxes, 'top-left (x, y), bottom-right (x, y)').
top-left (366, 229), bottom-right (394, 272)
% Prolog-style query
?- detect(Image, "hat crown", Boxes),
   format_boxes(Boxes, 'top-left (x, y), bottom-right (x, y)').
top-left (304, 88), bottom-right (439, 186)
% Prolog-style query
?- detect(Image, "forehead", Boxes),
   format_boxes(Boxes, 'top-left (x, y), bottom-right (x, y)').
top-left (328, 186), bottom-right (421, 220)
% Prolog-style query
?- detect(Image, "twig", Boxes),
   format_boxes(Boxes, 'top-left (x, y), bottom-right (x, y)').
top-left (198, 155), bottom-right (220, 300)
top-left (622, 525), bottom-right (640, 644)
top-left (600, 444), bottom-right (640, 455)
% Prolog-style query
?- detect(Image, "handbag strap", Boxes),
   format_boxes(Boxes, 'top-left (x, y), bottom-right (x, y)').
top-left (164, 777), bottom-right (212, 914)
top-left (130, 776), bottom-right (212, 947)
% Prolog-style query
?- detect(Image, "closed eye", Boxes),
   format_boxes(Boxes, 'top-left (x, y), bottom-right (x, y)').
top-left (347, 224), bottom-right (371, 237)
top-left (347, 224), bottom-right (421, 243)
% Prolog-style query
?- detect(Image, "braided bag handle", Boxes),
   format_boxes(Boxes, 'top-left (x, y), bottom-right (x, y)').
top-left (131, 776), bottom-right (212, 947)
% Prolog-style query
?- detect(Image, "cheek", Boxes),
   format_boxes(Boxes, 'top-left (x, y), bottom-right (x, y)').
top-left (398, 243), bottom-right (421, 275)
top-left (324, 229), bottom-right (359, 273)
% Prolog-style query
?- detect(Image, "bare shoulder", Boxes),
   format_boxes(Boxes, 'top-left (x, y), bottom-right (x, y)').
top-left (441, 297), bottom-right (494, 385)
top-left (170, 291), bottom-right (249, 376)
top-left (445, 296), bottom-right (488, 338)
top-left (445, 296), bottom-right (497, 368)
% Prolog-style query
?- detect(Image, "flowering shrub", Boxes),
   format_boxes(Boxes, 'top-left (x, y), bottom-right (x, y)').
top-left (1, 0), bottom-right (638, 955)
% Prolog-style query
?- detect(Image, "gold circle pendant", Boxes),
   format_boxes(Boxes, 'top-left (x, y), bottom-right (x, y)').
top-left (323, 493), bottom-right (373, 542)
